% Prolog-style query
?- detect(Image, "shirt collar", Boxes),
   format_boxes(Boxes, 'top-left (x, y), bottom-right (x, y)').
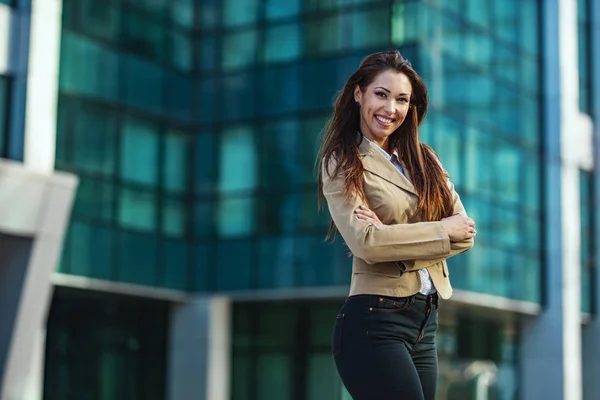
top-left (363, 136), bottom-right (401, 163)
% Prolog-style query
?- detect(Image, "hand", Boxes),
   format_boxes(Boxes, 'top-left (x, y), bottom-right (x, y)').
top-left (440, 213), bottom-right (476, 241)
top-left (354, 205), bottom-right (383, 226)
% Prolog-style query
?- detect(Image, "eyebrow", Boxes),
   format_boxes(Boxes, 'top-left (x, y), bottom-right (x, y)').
top-left (374, 87), bottom-right (410, 97)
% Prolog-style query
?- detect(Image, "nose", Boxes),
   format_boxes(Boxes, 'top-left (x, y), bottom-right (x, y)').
top-left (384, 99), bottom-right (396, 115)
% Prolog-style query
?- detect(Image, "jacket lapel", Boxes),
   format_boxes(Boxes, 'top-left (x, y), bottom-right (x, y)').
top-left (359, 138), bottom-right (418, 196)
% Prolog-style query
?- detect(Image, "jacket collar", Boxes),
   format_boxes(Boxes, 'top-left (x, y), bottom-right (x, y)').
top-left (358, 135), bottom-right (418, 196)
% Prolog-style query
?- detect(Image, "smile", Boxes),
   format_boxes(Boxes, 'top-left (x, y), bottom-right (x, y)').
top-left (375, 115), bottom-right (395, 126)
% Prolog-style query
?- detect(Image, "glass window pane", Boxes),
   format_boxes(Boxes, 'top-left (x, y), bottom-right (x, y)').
top-left (307, 353), bottom-right (342, 399)
top-left (260, 120), bottom-right (300, 189)
top-left (258, 236), bottom-right (295, 288)
top-left (172, 0), bottom-right (194, 29)
top-left (216, 240), bottom-right (253, 290)
top-left (66, 221), bottom-right (113, 280)
top-left (162, 197), bottom-right (187, 237)
top-left (117, 231), bottom-right (158, 286)
top-left (161, 239), bottom-right (189, 290)
top-left (80, 0), bottom-right (120, 41)
top-left (193, 244), bottom-right (210, 291)
top-left (59, 34), bottom-right (120, 101)
top-left (257, 354), bottom-right (292, 400)
top-left (199, 36), bottom-right (217, 72)
top-left (120, 118), bottom-right (159, 186)
top-left (73, 103), bottom-right (117, 175)
top-left (264, 23), bottom-right (301, 63)
top-left (265, 0), bottom-right (300, 19)
top-left (166, 72), bottom-right (192, 121)
top-left (73, 177), bottom-right (114, 221)
top-left (217, 197), bottom-right (255, 238)
top-left (351, 8), bottom-right (390, 49)
top-left (223, 0), bottom-right (258, 27)
top-left (121, 11), bottom-right (166, 60)
top-left (295, 235), bottom-right (337, 286)
top-left (123, 55), bottom-right (164, 113)
top-left (194, 200), bottom-right (213, 238)
top-left (164, 132), bottom-right (189, 193)
top-left (194, 133), bottom-right (215, 194)
top-left (118, 188), bottom-right (157, 231)
top-left (218, 126), bottom-right (257, 193)
top-left (231, 355), bottom-right (251, 400)
top-left (222, 29), bottom-right (258, 70)
top-left (197, 0), bottom-right (219, 30)
top-left (168, 31), bottom-right (193, 72)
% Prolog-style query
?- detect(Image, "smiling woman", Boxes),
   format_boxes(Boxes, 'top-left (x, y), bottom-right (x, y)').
top-left (317, 50), bottom-right (475, 400)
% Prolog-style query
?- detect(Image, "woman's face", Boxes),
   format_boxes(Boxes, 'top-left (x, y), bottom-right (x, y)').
top-left (354, 69), bottom-right (412, 150)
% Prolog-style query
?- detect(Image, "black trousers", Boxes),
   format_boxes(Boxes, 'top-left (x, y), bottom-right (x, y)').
top-left (332, 293), bottom-right (439, 400)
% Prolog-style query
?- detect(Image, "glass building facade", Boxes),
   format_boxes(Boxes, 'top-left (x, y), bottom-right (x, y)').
top-left (56, 0), bottom-right (542, 301)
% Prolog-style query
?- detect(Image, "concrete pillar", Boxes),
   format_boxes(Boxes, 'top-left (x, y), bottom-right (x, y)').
top-left (0, 160), bottom-right (77, 400)
top-left (167, 297), bottom-right (231, 400)
top-left (582, 1), bottom-right (600, 398)
top-left (521, 0), bottom-right (589, 399)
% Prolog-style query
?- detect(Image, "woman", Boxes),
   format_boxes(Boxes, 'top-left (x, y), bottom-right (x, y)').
top-left (317, 50), bottom-right (476, 400)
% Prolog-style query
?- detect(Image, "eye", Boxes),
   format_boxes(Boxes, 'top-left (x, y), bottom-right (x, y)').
top-left (375, 91), bottom-right (387, 98)
top-left (396, 98), bottom-right (409, 103)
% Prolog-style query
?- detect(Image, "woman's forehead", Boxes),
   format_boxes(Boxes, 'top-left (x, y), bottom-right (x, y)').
top-left (369, 70), bottom-right (412, 94)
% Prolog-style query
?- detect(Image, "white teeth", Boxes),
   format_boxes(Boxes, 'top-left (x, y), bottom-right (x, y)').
top-left (376, 115), bottom-right (393, 124)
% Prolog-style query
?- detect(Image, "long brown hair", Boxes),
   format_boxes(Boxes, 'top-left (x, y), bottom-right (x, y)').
top-left (317, 50), bottom-right (453, 239)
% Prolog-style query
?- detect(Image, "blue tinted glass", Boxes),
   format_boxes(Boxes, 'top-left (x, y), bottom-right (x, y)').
top-left (219, 72), bottom-right (256, 120)
top-left (295, 235), bottom-right (337, 286)
top-left (259, 194), bottom-right (297, 235)
top-left (264, 23), bottom-right (301, 63)
top-left (259, 65), bottom-right (301, 116)
top-left (300, 116), bottom-right (328, 184)
top-left (67, 221), bottom-right (113, 280)
top-left (493, 0), bottom-right (517, 44)
top-left (163, 197), bottom-right (187, 238)
top-left (166, 72), bottom-right (192, 122)
top-left (169, 31), bottom-right (193, 72)
top-left (161, 239), bottom-right (189, 290)
top-left (217, 197), bottom-right (256, 238)
top-left (197, 0), bottom-right (219, 29)
top-left (121, 11), bottom-right (166, 60)
top-left (260, 120), bottom-right (300, 189)
top-left (265, 0), bottom-right (300, 19)
top-left (222, 29), bottom-right (258, 70)
top-left (73, 178), bottom-right (114, 221)
top-left (218, 126), bottom-right (257, 193)
top-left (118, 188), bottom-right (157, 232)
top-left (193, 244), bottom-right (210, 291)
top-left (194, 133), bottom-right (215, 194)
top-left (117, 231), bottom-right (158, 286)
top-left (465, 0), bottom-right (490, 28)
top-left (223, 0), bottom-right (258, 26)
top-left (163, 132), bottom-right (189, 193)
top-left (194, 200), bottom-right (213, 238)
top-left (80, 0), bottom-right (120, 41)
top-left (59, 34), bottom-right (119, 101)
top-left (351, 8), bottom-right (390, 48)
top-left (123, 55), bottom-right (164, 113)
top-left (258, 237), bottom-right (295, 288)
top-left (73, 103), bottom-right (116, 175)
top-left (518, 0), bottom-right (539, 56)
top-left (172, 0), bottom-right (194, 29)
top-left (120, 118), bottom-right (159, 186)
top-left (197, 79), bottom-right (216, 123)
top-left (199, 36), bottom-right (217, 72)
top-left (216, 240), bottom-right (253, 290)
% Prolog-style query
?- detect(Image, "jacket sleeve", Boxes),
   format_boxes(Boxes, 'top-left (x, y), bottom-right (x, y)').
top-left (400, 180), bottom-right (475, 272)
top-left (322, 161), bottom-right (452, 264)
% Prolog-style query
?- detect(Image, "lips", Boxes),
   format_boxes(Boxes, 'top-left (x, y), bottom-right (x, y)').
top-left (374, 114), bottom-right (395, 127)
